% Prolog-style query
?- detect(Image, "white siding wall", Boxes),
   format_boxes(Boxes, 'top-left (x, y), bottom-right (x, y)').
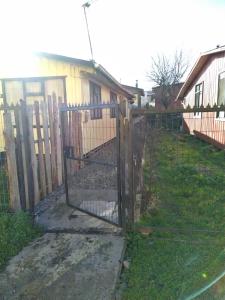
top-left (184, 53), bottom-right (225, 147)
top-left (185, 53), bottom-right (225, 107)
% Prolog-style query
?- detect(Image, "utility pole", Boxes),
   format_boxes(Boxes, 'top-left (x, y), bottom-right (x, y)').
top-left (82, 1), bottom-right (94, 61)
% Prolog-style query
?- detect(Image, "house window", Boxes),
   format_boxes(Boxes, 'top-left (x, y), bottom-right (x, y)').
top-left (194, 82), bottom-right (203, 117)
top-left (25, 81), bottom-right (44, 96)
top-left (89, 81), bottom-right (102, 120)
top-left (110, 91), bottom-right (117, 118)
top-left (217, 72), bottom-right (225, 119)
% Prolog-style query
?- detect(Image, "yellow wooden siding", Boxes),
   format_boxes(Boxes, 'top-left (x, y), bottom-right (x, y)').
top-left (36, 57), bottom-right (94, 104)
top-left (80, 77), bottom-right (125, 153)
top-left (82, 109), bottom-right (116, 154)
top-left (0, 54), bottom-right (128, 154)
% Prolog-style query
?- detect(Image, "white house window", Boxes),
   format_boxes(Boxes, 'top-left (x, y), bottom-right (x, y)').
top-left (216, 72), bottom-right (225, 119)
top-left (194, 82), bottom-right (203, 117)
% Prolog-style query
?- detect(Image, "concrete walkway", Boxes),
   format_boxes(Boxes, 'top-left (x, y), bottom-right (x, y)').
top-left (0, 193), bottom-right (124, 300)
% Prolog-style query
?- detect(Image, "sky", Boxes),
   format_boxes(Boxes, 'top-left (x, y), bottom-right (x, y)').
top-left (0, 0), bottom-right (225, 90)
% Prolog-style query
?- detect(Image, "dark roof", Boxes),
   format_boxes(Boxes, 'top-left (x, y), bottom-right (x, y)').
top-left (36, 52), bottom-right (94, 68)
top-left (152, 82), bottom-right (184, 92)
top-left (122, 84), bottom-right (145, 96)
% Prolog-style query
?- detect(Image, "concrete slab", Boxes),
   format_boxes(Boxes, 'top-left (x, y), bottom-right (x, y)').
top-left (35, 193), bottom-right (121, 234)
top-left (69, 188), bottom-right (118, 203)
top-left (0, 233), bottom-right (124, 300)
top-left (0, 180), bottom-right (124, 299)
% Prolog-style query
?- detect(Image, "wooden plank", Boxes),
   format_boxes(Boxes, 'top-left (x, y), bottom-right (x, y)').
top-left (68, 110), bottom-right (73, 175)
top-left (27, 105), bottom-right (40, 205)
top-left (52, 93), bottom-right (62, 185)
top-left (77, 112), bottom-right (83, 161)
top-left (72, 111), bottom-right (79, 171)
top-left (119, 109), bottom-right (126, 229)
top-left (116, 104), bottom-right (122, 227)
top-left (59, 104), bottom-right (69, 182)
top-left (20, 100), bottom-right (33, 210)
top-left (127, 111), bottom-right (134, 224)
top-left (41, 101), bottom-right (52, 194)
top-left (18, 103), bottom-right (30, 209)
top-left (34, 101), bottom-right (47, 197)
top-left (48, 95), bottom-right (57, 187)
top-left (3, 110), bottom-right (21, 210)
top-left (14, 105), bottom-right (26, 209)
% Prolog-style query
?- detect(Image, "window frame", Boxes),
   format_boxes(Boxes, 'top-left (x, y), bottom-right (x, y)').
top-left (194, 82), bottom-right (204, 118)
top-left (24, 80), bottom-right (44, 97)
top-left (110, 91), bottom-right (117, 118)
top-left (216, 71), bottom-right (225, 120)
top-left (89, 81), bottom-right (102, 120)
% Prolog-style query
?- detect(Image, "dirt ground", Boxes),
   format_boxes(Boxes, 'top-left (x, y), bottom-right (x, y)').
top-left (68, 139), bottom-right (117, 189)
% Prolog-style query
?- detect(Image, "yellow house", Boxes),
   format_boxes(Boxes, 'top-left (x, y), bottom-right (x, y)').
top-left (0, 52), bottom-right (133, 105)
top-left (0, 52), bottom-right (133, 153)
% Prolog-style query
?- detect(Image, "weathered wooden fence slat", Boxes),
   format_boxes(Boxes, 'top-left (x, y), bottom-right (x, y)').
top-left (53, 94), bottom-right (62, 186)
top-left (27, 105), bottom-right (40, 205)
top-left (72, 111), bottom-right (79, 171)
top-left (35, 101), bottom-right (47, 197)
top-left (48, 95), bottom-right (57, 188)
top-left (3, 111), bottom-right (21, 210)
top-left (41, 101), bottom-right (52, 194)
top-left (14, 105), bottom-right (26, 209)
top-left (68, 110), bottom-right (73, 175)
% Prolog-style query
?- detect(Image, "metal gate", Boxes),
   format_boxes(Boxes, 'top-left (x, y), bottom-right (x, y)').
top-left (60, 103), bottom-right (122, 226)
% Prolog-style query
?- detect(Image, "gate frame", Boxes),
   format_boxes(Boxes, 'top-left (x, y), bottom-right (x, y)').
top-left (60, 102), bottom-right (123, 227)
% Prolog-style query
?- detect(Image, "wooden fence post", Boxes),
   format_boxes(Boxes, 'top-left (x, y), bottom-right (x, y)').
top-left (119, 107), bottom-right (126, 229)
top-left (14, 104), bottom-right (28, 209)
top-left (3, 110), bottom-right (21, 210)
top-left (52, 93), bottom-right (62, 186)
top-left (124, 118), bottom-right (132, 225)
top-left (48, 95), bottom-right (57, 187)
top-left (34, 101), bottom-right (47, 197)
top-left (41, 101), bottom-right (52, 194)
top-left (127, 111), bottom-right (134, 225)
top-left (27, 105), bottom-right (40, 206)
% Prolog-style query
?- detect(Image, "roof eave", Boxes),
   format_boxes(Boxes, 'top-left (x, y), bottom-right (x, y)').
top-left (176, 48), bottom-right (225, 100)
top-left (95, 65), bottom-right (133, 98)
top-left (35, 51), bottom-right (94, 68)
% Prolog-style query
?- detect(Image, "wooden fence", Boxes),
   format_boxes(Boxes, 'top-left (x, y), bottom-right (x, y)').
top-left (2, 96), bottom-right (64, 211)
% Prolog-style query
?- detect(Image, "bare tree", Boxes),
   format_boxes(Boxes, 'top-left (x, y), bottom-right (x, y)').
top-left (147, 50), bottom-right (189, 109)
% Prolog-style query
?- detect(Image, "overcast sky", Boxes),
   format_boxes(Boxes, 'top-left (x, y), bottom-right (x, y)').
top-left (0, 0), bottom-right (225, 90)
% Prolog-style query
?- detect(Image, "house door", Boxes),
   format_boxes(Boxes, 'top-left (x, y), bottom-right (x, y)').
top-left (60, 103), bottom-right (122, 226)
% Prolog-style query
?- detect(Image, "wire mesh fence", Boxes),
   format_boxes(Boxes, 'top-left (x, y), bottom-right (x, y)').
top-left (123, 108), bottom-right (225, 300)
top-left (140, 110), bottom-right (225, 231)
top-left (61, 103), bottom-right (120, 225)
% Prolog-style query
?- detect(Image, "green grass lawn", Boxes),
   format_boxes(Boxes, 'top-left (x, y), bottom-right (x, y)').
top-left (121, 130), bottom-right (225, 300)
top-left (0, 212), bottom-right (42, 270)
top-left (0, 161), bottom-right (42, 271)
